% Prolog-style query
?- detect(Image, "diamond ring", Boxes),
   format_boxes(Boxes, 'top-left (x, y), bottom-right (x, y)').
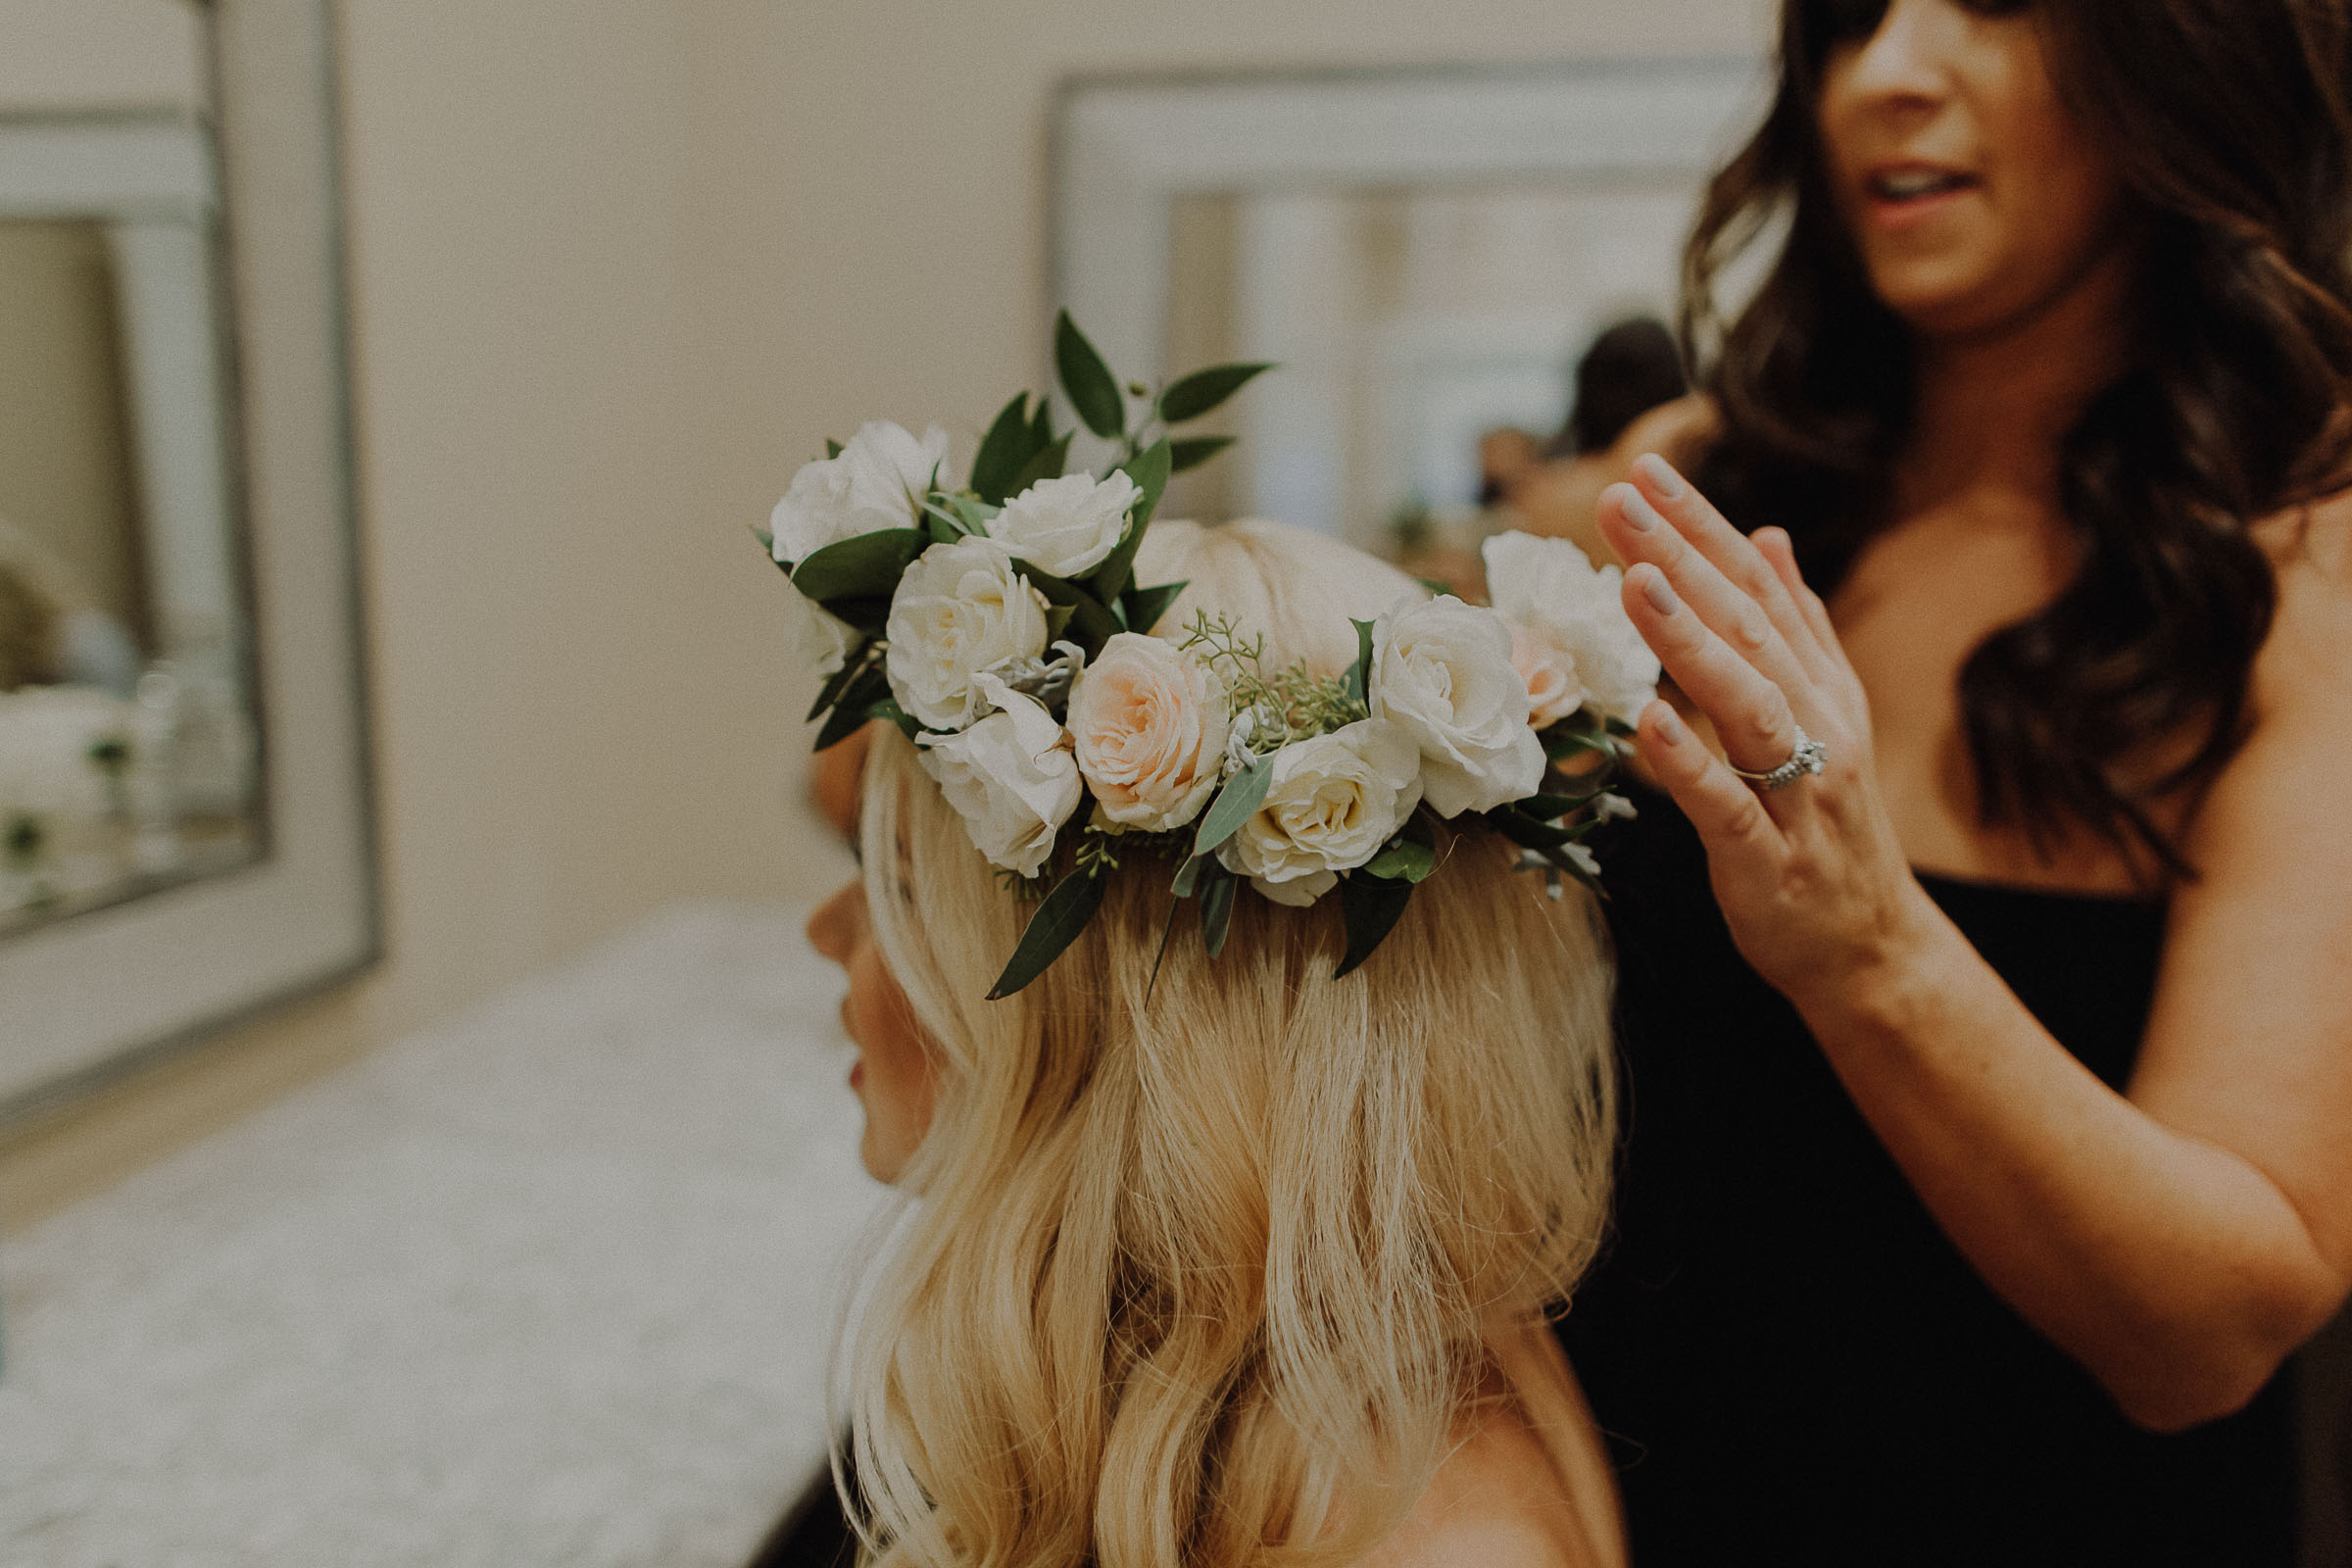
top-left (1729, 724), bottom-right (1830, 791)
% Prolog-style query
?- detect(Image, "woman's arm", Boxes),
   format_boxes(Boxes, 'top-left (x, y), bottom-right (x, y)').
top-left (1595, 456), bottom-right (2352, 1433)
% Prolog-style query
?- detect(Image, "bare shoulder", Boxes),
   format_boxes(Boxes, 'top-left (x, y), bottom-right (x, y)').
top-left (1358, 1411), bottom-right (1592, 1568)
top-left (2247, 488), bottom-right (2352, 725)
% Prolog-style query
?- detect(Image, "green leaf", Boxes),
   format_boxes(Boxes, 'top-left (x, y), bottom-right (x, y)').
top-left (1157, 362), bottom-right (1275, 423)
top-left (825, 439), bottom-right (845, 460)
top-left (1006, 433), bottom-right (1072, 500)
top-left (813, 665), bottom-right (889, 750)
top-left (1026, 570), bottom-right (1119, 650)
top-left (866, 697), bottom-right (920, 741)
top-left (791, 528), bottom-right (928, 604)
top-left (1343, 618), bottom-right (1377, 709)
top-left (1168, 435), bottom-right (1238, 473)
top-left (1519, 793), bottom-right (1589, 822)
top-left (1054, 310), bottom-right (1125, 441)
top-left (820, 595), bottom-right (893, 634)
top-left (1028, 396), bottom-right (1054, 451)
top-left (753, 526), bottom-right (776, 555)
top-left (1043, 603), bottom-right (1076, 645)
top-left (805, 639), bottom-right (876, 722)
top-left (1334, 873), bottom-right (1414, 979)
top-left (1193, 755), bottom-right (1275, 858)
top-left (989, 865), bottom-right (1110, 999)
top-left (1200, 863), bottom-right (1240, 958)
top-left (971, 393), bottom-right (1039, 505)
top-left (1088, 438), bottom-right (1171, 603)
top-left (1171, 853), bottom-right (1210, 899)
top-left (1363, 836), bottom-right (1436, 884)
top-left (1485, 807), bottom-right (1590, 851)
top-left (1122, 578), bottom-right (1190, 635)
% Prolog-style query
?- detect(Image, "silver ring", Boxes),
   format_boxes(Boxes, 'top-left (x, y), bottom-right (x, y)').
top-left (1729, 724), bottom-right (1829, 790)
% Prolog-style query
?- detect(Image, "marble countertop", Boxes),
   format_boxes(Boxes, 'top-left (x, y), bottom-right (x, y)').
top-left (0, 902), bottom-right (882, 1568)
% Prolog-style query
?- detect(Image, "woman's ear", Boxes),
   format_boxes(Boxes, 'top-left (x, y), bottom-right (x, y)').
top-left (813, 720), bottom-right (878, 839)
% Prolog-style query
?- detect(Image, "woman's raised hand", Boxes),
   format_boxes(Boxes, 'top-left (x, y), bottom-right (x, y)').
top-left (1596, 455), bottom-right (1942, 1022)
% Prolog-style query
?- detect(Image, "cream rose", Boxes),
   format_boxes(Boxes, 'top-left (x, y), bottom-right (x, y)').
top-left (769, 420), bottom-right (955, 564)
top-left (991, 471), bottom-right (1142, 579)
top-left (1066, 632), bottom-right (1230, 832)
top-left (1219, 718), bottom-right (1423, 906)
top-left (782, 590), bottom-right (857, 679)
top-left (1482, 530), bottom-right (1661, 728)
top-left (1370, 593), bottom-right (1544, 818)
top-left (885, 537), bottom-right (1051, 731)
top-left (915, 675), bottom-right (1082, 877)
top-left (1509, 622), bottom-right (1585, 730)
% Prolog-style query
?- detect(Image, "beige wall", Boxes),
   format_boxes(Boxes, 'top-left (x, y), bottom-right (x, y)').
top-left (4, 0), bottom-right (1771, 1224)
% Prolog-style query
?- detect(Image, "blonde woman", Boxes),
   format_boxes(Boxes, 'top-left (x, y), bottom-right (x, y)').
top-left (795, 520), bottom-right (1626, 1568)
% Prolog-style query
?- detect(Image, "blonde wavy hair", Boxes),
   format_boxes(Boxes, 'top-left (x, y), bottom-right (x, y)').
top-left (840, 520), bottom-right (1618, 1568)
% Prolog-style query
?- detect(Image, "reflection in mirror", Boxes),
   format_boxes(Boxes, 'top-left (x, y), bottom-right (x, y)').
top-left (1160, 182), bottom-right (1696, 582)
top-left (0, 4), bottom-right (261, 938)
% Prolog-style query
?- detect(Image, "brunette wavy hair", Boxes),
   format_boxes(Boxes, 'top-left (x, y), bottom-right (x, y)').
top-left (1683, 0), bottom-right (2352, 877)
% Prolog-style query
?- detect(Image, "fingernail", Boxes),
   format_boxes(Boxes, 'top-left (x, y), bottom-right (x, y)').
top-left (1639, 455), bottom-right (1687, 500)
top-left (1642, 568), bottom-right (1677, 613)
top-left (1622, 489), bottom-right (1662, 533)
top-left (1653, 704), bottom-right (1686, 743)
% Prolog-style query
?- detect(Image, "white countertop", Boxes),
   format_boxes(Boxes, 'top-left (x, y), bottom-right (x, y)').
top-left (0, 902), bottom-right (882, 1568)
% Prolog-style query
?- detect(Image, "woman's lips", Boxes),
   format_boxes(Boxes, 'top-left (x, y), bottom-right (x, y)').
top-left (1859, 163), bottom-right (1981, 228)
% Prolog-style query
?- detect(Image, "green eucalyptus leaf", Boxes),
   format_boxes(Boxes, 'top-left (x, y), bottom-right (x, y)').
top-left (791, 528), bottom-right (927, 604)
top-left (1006, 433), bottom-right (1073, 500)
top-left (1168, 435), bottom-right (1238, 473)
top-left (1157, 362), bottom-right (1275, 423)
top-left (1054, 310), bottom-right (1126, 441)
top-left (825, 439), bottom-right (845, 460)
top-left (1363, 837), bottom-right (1436, 884)
top-left (1088, 438), bottom-right (1171, 603)
top-left (1026, 570), bottom-right (1120, 651)
top-left (1193, 755), bottom-right (1275, 858)
top-left (972, 393), bottom-right (1039, 505)
top-left (989, 865), bottom-right (1110, 1000)
top-left (1200, 863), bottom-right (1240, 958)
top-left (1344, 618), bottom-right (1377, 709)
top-left (1171, 853), bottom-right (1210, 899)
top-left (1122, 578), bottom-right (1190, 635)
top-left (1334, 872), bottom-right (1414, 979)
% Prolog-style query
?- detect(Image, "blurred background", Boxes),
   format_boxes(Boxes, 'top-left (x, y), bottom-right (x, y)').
top-left (0, 2), bottom-right (1782, 1564)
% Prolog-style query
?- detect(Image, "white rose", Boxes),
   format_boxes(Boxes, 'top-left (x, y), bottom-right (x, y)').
top-left (782, 590), bottom-right (857, 679)
top-left (885, 537), bottom-right (1051, 731)
top-left (1509, 622), bottom-right (1586, 730)
top-left (769, 420), bottom-right (956, 564)
top-left (915, 674), bottom-right (1081, 877)
top-left (990, 471), bottom-right (1142, 579)
top-left (1482, 530), bottom-right (1661, 728)
top-left (1370, 593), bottom-right (1544, 818)
top-left (1220, 718), bottom-right (1423, 906)
top-left (1066, 632), bottom-right (1229, 832)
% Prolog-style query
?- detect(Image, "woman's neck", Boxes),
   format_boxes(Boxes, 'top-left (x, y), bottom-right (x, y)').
top-left (1898, 249), bottom-right (2139, 519)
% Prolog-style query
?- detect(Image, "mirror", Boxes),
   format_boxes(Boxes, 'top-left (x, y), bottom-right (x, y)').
top-left (1055, 64), bottom-right (1764, 574)
top-left (0, 0), bottom-right (374, 1117)
top-left (0, 94), bottom-right (260, 933)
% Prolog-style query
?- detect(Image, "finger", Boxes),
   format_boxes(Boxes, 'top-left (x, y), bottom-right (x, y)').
top-left (1637, 698), bottom-right (1788, 864)
top-left (1622, 561), bottom-right (1808, 782)
top-left (1600, 481), bottom-right (1817, 704)
top-left (1625, 456), bottom-right (1836, 688)
top-left (1751, 527), bottom-right (1863, 697)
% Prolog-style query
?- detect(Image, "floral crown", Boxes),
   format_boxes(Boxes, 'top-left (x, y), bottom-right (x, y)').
top-left (760, 315), bottom-right (1660, 998)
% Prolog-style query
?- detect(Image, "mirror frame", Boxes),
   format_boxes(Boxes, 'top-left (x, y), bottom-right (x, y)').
top-left (0, 0), bottom-right (376, 1121)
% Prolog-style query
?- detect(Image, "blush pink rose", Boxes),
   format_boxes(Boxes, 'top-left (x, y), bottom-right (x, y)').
top-left (1066, 632), bottom-right (1230, 832)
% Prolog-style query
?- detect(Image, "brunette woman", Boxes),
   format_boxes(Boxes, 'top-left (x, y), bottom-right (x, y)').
top-left (1552, 1), bottom-right (2352, 1561)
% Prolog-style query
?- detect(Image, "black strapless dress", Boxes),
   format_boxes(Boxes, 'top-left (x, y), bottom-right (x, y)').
top-left (1556, 784), bottom-right (2296, 1565)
